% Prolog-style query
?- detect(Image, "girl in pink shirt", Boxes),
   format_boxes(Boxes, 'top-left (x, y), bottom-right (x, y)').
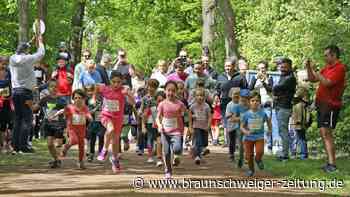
top-left (96, 71), bottom-right (135, 173)
top-left (60, 89), bottom-right (92, 169)
top-left (156, 81), bottom-right (186, 179)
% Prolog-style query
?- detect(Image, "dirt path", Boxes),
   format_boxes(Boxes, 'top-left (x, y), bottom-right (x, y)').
top-left (0, 144), bottom-right (326, 197)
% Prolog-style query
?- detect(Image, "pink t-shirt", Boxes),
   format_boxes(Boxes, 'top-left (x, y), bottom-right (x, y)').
top-left (65, 104), bottom-right (91, 134)
top-left (166, 72), bottom-right (188, 82)
top-left (157, 99), bottom-right (185, 136)
top-left (98, 85), bottom-right (125, 120)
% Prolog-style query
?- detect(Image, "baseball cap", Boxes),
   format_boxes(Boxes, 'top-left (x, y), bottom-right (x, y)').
top-left (240, 89), bottom-right (250, 97)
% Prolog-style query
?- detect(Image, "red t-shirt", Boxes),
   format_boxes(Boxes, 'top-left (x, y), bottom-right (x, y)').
top-left (316, 61), bottom-right (346, 109)
top-left (56, 67), bottom-right (73, 96)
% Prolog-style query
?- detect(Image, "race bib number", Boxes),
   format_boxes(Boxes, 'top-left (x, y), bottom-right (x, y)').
top-left (162, 118), bottom-right (178, 130)
top-left (195, 110), bottom-right (207, 121)
top-left (0, 87), bottom-right (10, 97)
top-left (248, 118), bottom-right (263, 133)
top-left (34, 70), bottom-right (43, 78)
top-left (147, 106), bottom-right (157, 123)
top-left (72, 114), bottom-right (86, 125)
top-left (104, 99), bottom-right (119, 112)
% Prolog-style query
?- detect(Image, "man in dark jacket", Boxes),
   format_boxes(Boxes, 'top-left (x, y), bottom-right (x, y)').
top-left (272, 57), bottom-right (296, 161)
top-left (217, 58), bottom-right (248, 146)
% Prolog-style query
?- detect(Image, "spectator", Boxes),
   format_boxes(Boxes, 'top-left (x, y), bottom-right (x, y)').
top-left (306, 45), bottom-right (346, 173)
top-left (96, 53), bottom-right (113, 85)
top-left (113, 49), bottom-right (135, 88)
top-left (185, 61), bottom-right (216, 92)
top-left (202, 56), bottom-right (219, 80)
top-left (150, 60), bottom-right (168, 88)
top-left (51, 56), bottom-right (74, 103)
top-left (9, 36), bottom-right (45, 153)
top-left (79, 59), bottom-right (103, 88)
top-left (272, 57), bottom-right (296, 161)
top-left (167, 59), bottom-right (188, 82)
top-left (73, 49), bottom-right (92, 90)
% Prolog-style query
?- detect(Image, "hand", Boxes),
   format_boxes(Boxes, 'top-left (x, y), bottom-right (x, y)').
top-left (142, 126), bottom-right (147, 134)
top-left (37, 35), bottom-right (44, 43)
top-left (242, 129), bottom-right (251, 135)
top-left (51, 70), bottom-right (58, 78)
top-left (189, 127), bottom-right (194, 134)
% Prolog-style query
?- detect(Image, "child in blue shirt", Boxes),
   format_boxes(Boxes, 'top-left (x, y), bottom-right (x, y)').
top-left (241, 91), bottom-right (272, 177)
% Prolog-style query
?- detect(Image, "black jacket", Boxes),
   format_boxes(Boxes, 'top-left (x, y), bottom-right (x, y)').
top-left (248, 75), bottom-right (274, 92)
top-left (272, 71), bottom-right (297, 109)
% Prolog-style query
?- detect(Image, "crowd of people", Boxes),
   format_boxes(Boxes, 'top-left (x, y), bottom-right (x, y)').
top-left (0, 36), bottom-right (346, 178)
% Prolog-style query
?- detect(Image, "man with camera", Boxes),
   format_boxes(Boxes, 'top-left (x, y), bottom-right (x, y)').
top-left (113, 49), bottom-right (135, 88)
top-left (306, 45), bottom-right (346, 173)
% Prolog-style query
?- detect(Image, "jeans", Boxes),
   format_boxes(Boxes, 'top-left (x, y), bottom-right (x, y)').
top-left (263, 107), bottom-right (273, 150)
top-left (146, 124), bottom-right (158, 150)
top-left (137, 124), bottom-right (146, 153)
top-left (192, 128), bottom-right (205, 158)
top-left (220, 104), bottom-right (229, 145)
top-left (87, 121), bottom-right (105, 154)
top-left (161, 133), bottom-right (182, 174)
top-left (290, 128), bottom-right (308, 158)
top-left (276, 107), bottom-right (292, 157)
top-left (12, 88), bottom-right (33, 152)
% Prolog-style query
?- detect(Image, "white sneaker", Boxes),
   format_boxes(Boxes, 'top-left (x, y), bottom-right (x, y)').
top-left (156, 160), bottom-right (163, 167)
top-left (147, 157), bottom-right (155, 163)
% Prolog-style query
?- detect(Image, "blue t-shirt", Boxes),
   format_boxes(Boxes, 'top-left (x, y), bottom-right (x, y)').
top-left (226, 101), bottom-right (248, 131)
top-left (79, 70), bottom-right (102, 87)
top-left (241, 109), bottom-right (268, 141)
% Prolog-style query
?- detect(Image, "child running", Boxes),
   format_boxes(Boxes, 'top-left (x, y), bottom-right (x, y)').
top-left (60, 89), bottom-right (92, 169)
top-left (241, 91), bottom-right (272, 177)
top-left (156, 81), bottom-right (186, 179)
top-left (155, 91), bottom-right (166, 167)
top-left (140, 79), bottom-right (160, 163)
top-left (227, 89), bottom-right (250, 167)
top-left (211, 94), bottom-right (221, 146)
top-left (96, 71), bottom-right (135, 173)
top-left (225, 87), bottom-right (240, 162)
top-left (33, 80), bottom-right (67, 168)
top-left (189, 88), bottom-right (212, 165)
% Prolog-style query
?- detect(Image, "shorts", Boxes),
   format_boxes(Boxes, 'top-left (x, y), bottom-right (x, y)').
top-left (101, 115), bottom-right (122, 136)
top-left (0, 107), bottom-right (13, 131)
top-left (44, 124), bottom-right (64, 139)
top-left (317, 107), bottom-right (340, 129)
top-left (211, 119), bottom-right (221, 127)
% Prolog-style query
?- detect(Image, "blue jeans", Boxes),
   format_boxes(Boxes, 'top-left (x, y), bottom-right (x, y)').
top-left (192, 128), bottom-right (205, 158)
top-left (276, 107), bottom-right (292, 157)
top-left (146, 124), bottom-right (158, 150)
top-left (12, 88), bottom-right (33, 152)
top-left (291, 129), bottom-right (308, 158)
top-left (161, 133), bottom-right (182, 174)
top-left (263, 107), bottom-right (273, 150)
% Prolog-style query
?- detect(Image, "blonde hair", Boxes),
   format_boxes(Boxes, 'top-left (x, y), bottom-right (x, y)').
top-left (157, 60), bottom-right (168, 68)
top-left (229, 87), bottom-right (240, 98)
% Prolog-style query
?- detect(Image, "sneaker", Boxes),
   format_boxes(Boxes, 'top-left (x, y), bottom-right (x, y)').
top-left (173, 155), bottom-right (180, 166)
top-left (237, 159), bottom-right (243, 168)
top-left (78, 161), bottom-right (86, 169)
top-left (97, 149), bottom-right (108, 161)
top-left (156, 160), bottom-right (163, 167)
top-left (87, 154), bottom-right (94, 162)
top-left (277, 156), bottom-right (289, 162)
top-left (245, 170), bottom-right (254, 177)
top-left (49, 160), bottom-right (61, 168)
top-left (194, 156), bottom-right (201, 165)
top-left (164, 172), bottom-right (172, 179)
top-left (124, 143), bottom-right (130, 151)
top-left (290, 154), bottom-right (297, 160)
top-left (255, 160), bottom-right (264, 170)
top-left (322, 163), bottom-right (337, 173)
top-left (202, 148), bottom-right (210, 156)
top-left (147, 157), bottom-right (155, 163)
top-left (110, 157), bottom-right (121, 173)
top-left (22, 148), bottom-right (35, 154)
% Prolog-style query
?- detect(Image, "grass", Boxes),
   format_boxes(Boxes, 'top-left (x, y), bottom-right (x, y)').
top-left (263, 155), bottom-right (350, 196)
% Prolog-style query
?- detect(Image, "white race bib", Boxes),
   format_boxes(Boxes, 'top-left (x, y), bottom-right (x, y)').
top-left (72, 114), bottom-right (86, 125)
top-left (0, 87), bottom-right (10, 97)
top-left (104, 99), bottom-right (119, 112)
top-left (34, 70), bottom-right (43, 78)
top-left (162, 118), bottom-right (178, 130)
top-left (147, 106), bottom-right (157, 123)
top-left (248, 118), bottom-right (263, 133)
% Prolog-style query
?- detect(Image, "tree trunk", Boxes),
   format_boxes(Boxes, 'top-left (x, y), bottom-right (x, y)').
top-left (18, 0), bottom-right (29, 43)
top-left (37, 0), bottom-right (47, 22)
top-left (95, 33), bottom-right (107, 64)
top-left (202, 0), bottom-right (216, 56)
top-left (70, 0), bottom-right (86, 66)
top-left (217, 0), bottom-right (239, 60)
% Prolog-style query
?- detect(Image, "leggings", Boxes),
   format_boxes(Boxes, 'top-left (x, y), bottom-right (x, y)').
top-left (244, 139), bottom-right (264, 172)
